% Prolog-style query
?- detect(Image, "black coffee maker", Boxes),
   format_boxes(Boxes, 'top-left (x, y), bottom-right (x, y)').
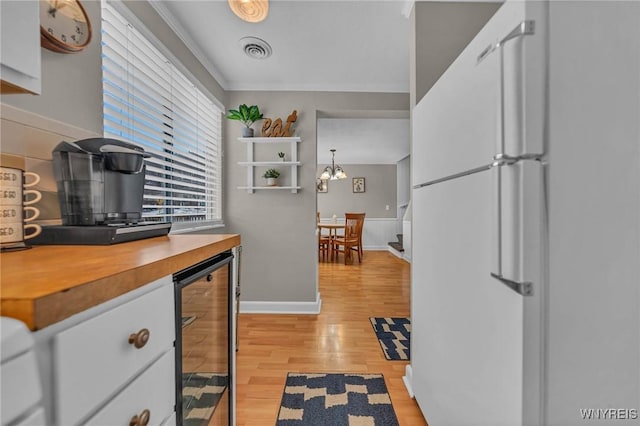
top-left (31, 138), bottom-right (171, 245)
top-left (53, 138), bottom-right (148, 225)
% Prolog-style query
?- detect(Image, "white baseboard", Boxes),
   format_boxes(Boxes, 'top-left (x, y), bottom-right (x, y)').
top-left (363, 245), bottom-right (390, 251)
top-left (388, 245), bottom-right (403, 258)
top-left (388, 246), bottom-right (411, 263)
top-left (403, 364), bottom-right (415, 398)
top-left (240, 292), bottom-right (322, 314)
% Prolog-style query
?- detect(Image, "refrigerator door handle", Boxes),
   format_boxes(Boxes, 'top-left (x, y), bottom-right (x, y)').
top-left (490, 272), bottom-right (533, 296)
top-left (490, 155), bottom-right (541, 297)
top-left (492, 152), bottom-right (543, 167)
top-left (413, 162), bottom-right (494, 189)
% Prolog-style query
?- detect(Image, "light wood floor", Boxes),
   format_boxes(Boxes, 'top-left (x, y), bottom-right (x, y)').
top-left (235, 250), bottom-right (428, 425)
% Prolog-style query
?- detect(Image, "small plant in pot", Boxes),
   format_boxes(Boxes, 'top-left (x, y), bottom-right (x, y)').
top-left (278, 152), bottom-right (286, 162)
top-left (226, 104), bottom-right (263, 137)
top-left (263, 168), bottom-right (280, 186)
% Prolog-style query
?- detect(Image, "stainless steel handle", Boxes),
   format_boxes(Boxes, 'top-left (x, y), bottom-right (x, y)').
top-left (491, 155), bottom-right (540, 297)
top-left (413, 162), bottom-right (494, 189)
top-left (477, 20), bottom-right (535, 64)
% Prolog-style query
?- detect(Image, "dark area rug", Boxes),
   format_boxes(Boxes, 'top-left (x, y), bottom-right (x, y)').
top-left (369, 317), bottom-right (411, 361)
top-left (276, 373), bottom-right (399, 426)
top-left (182, 372), bottom-right (227, 426)
top-left (181, 316), bottom-right (196, 327)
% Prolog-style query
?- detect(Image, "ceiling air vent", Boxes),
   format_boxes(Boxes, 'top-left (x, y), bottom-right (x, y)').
top-left (240, 36), bottom-right (272, 60)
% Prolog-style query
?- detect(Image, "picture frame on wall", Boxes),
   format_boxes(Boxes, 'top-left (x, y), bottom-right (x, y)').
top-left (352, 177), bottom-right (365, 193)
top-left (317, 179), bottom-right (328, 193)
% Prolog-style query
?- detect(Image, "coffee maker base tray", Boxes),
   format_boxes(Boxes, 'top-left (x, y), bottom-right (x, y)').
top-left (30, 223), bottom-right (172, 245)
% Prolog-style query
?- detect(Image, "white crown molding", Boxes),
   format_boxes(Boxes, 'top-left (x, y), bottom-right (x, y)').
top-left (227, 80), bottom-right (409, 94)
top-left (239, 292), bottom-right (322, 314)
top-left (149, 1), bottom-right (229, 90)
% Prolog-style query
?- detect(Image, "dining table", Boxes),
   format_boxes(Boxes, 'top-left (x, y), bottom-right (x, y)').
top-left (318, 222), bottom-right (345, 262)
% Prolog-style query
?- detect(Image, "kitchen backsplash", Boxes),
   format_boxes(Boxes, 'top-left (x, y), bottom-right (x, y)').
top-left (0, 104), bottom-right (99, 224)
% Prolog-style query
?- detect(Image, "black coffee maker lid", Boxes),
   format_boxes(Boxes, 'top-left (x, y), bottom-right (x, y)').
top-left (54, 138), bottom-right (148, 156)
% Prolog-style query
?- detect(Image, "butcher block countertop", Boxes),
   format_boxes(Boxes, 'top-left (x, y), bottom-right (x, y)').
top-left (0, 234), bottom-right (241, 331)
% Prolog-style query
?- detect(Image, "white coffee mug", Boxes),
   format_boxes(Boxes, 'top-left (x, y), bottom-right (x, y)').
top-left (0, 167), bottom-right (40, 188)
top-left (0, 222), bottom-right (42, 244)
top-left (0, 187), bottom-right (41, 206)
top-left (0, 206), bottom-right (39, 222)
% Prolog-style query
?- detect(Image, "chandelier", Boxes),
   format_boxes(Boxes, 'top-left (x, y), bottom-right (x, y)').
top-left (228, 0), bottom-right (269, 23)
top-left (320, 149), bottom-right (347, 180)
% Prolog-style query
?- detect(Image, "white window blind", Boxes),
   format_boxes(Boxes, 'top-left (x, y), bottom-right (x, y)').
top-left (101, 3), bottom-right (222, 229)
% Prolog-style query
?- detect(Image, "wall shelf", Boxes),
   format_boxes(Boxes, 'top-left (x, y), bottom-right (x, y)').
top-left (237, 137), bottom-right (302, 193)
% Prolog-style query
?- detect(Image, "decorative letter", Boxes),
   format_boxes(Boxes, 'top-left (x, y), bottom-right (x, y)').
top-left (261, 118), bottom-right (272, 137)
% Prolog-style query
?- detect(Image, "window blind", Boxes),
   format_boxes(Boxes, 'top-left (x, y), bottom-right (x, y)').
top-left (101, 3), bottom-right (222, 229)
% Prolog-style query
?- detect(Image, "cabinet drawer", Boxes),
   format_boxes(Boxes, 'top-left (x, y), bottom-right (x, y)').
top-left (53, 279), bottom-right (175, 425)
top-left (85, 349), bottom-right (175, 426)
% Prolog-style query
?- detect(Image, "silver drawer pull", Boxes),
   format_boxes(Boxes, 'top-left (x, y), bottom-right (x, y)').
top-left (128, 328), bottom-right (150, 349)
top-left (129, 408), bottom-right (150, 426)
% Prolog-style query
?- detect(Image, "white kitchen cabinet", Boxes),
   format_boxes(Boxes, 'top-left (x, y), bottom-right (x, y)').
top-left (0, 0), bottom-right (41, 94)
top-left (237, 136), bottom-right (302, 193)
top-left (0, 318), bottom-right (43, 426)
top-left (84, 349), bottom-right (175, 426)
top-left (34, 275), bottom-right (176, 426)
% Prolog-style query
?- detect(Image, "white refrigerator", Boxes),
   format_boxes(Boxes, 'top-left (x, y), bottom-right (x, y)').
top-left (410, 1), bottom-right (639, 425)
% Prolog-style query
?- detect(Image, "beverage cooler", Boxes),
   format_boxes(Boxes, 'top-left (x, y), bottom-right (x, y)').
top-left (174, 250), bottom-right (234, 426)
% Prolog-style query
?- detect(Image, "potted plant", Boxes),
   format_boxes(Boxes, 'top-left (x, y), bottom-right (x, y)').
top-left (226, 104), bottom-right (263, 137)
top-left (262, 168), bottom-right (280, 186)
top-left (278, 152), bottom-right (286, 162)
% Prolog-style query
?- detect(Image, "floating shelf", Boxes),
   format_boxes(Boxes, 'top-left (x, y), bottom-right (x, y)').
top-left (237, 137), bottom-right (301, 194)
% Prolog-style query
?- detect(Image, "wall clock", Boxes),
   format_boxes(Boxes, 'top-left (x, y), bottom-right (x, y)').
top-left (40, 0), bottom-right (92, 53)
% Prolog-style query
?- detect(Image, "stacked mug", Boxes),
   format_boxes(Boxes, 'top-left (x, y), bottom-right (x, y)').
top-left (0, 166), bottom-right (42, 251)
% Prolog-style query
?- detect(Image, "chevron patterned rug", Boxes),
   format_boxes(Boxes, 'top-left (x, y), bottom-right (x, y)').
top-left (276, 373), bottom-right (399, 425)
top-left (182, 372), bottom-right (227, 426)
top-left (369, 317), bottom-right (411, 361)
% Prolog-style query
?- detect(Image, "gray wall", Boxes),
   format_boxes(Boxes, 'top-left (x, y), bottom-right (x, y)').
top-left (1, 0), bottom-right (104, 133)
top-left (316, 164), bottom-right (396, 219)
top-left (221, 91), bottom-right (408, 304)
top-left (414, 2), bottom-right (500, 105)
top-left (397, 155), bottom-right (410, 207)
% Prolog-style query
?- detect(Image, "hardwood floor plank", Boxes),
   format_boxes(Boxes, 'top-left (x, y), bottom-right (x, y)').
top-left (235, 250), bottom-right (427, 425)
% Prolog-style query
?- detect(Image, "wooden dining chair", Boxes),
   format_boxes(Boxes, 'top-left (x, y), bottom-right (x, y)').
top-left (332, 213), bottom-right (365, 264)
top-left (317, 212), bottom-right (330, 261)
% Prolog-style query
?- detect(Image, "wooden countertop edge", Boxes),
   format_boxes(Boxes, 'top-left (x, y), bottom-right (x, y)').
top-left (3, 235), bottom-right (241, 331)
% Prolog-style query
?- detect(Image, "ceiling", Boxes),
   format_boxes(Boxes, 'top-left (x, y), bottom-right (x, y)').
top-left (153, 1), bottom-right (411, 92)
